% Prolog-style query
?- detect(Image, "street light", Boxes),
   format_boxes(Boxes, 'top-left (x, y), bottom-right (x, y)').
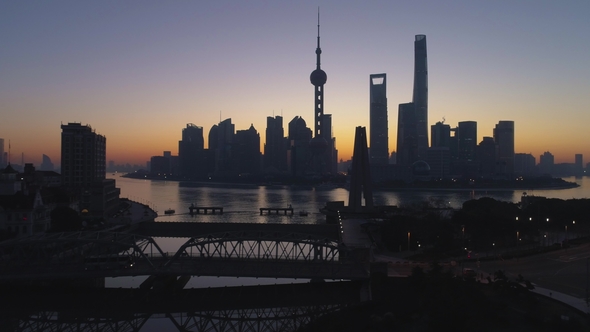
top-left (407, 232), bottom-right (411, 251)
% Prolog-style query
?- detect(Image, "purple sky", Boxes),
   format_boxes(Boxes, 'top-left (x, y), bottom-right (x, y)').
top-left (1, 1), bottom-right (589, 166)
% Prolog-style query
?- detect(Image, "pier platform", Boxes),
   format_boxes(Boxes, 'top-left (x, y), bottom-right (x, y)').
top-left (260, 207), bottom-right (294, 215)
top-left (189, 206), bottom-right (223, 215)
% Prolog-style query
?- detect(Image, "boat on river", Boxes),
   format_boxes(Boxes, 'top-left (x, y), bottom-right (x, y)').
top-left (164, 208), bottom-right (175, 215)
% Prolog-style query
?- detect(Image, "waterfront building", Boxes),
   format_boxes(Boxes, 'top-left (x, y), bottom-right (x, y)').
top-left (514, 153), bottom-right (536, 177)
top-left (457, 121), bottom-right (477, 162)
top-left (539, 151), bottom-right (554, 176)
top-left (60, 122), bottom-right (120, 220)
top-left (287, 116), bottom-right (312, 177)
top-left (178, 123), bottom-right (204, 179)
top-left (396, 102), bottom-right (417, 178)
top-left (431, 121), bottom-right (451, 149)
top-left (263, 116), bottom-right (288, 174)
top-left (322, 114), bottom-right (338, 175)
top-left (477, 137), bottom-right (497, 178)
top-left (396, 35), bottom-right (429, 179)
top-left (448, 121), bottom-right (479, 178)
top-left (214, 118), bottom-right (236, 176)
top-left (413, 35), bottom-right (429, 159)
top-left (369, 73), bottom-right (388, 165)
top-left (0, 138), bottom-right (4, 167)
top-left (426, 147), bottom-right (450, 179)
top-left (575, 154), bottom-right (583, 176)
top-left (494, 120), bottom-right (515, 177)
top-left (235, 124), bottom-right (261, 176)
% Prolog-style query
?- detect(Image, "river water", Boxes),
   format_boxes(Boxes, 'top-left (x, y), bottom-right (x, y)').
top-left (36, 175), bottom-right (590, 331)
top-left (107, 173), bottom-right (590, 287)
top-left (112, 174), bottom-right (590, 225)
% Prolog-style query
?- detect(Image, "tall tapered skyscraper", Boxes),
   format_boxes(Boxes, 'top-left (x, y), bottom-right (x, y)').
top-left (369, 73), bottom-right (388, 165)
top-left (412, 35), bottom-right (428, 159)
top-left (397, 35), bottom-right (428, 176)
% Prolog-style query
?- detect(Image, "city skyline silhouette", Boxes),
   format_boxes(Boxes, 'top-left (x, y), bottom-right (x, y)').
top-left (1, 1), bottom-right (589, 167)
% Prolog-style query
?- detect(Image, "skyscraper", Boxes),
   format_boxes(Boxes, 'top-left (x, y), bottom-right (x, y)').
top-left (61, 123), bottom-right (106, 188)
top-left (494, 120), bottom-right (515, 177)
top-left (412, 35), bottom-right (428, 158)
top-left (61, 122), bottom-right (119, 218)
top-left (0, 138), bottom-right (4, 167)
top-left (397, 35), bottom-right (429, 177)
top-left (235, 124), bottom-right (261, 175)
top-left (539, 151), bottom-right (554, 175)
top-left (575, 154), bottom-right (583, 176)
top-left (431, 121), bottom-right (451, 148)
top-left (457, 121), bottom-right (477, 161)
top-left (264, 116), bottom-right (288, 173)
top-left (369, 73), bottom-right (388, 165)
top-left (178, 123), bottom-right (204, 178)
top-left (396, 102), bottom-right (416, 169)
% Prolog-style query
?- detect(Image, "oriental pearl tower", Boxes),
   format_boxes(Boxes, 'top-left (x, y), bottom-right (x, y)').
top-left (309, 10), bottom-right (328, 175)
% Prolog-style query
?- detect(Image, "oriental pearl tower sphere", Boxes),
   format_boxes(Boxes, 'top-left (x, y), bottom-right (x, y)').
top-left (309, 10), bottom-right (328, 160)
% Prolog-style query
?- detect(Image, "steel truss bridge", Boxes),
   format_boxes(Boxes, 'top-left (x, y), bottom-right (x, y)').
top-left (2, 281), bottom-right (364, 332)
top-left (0, 230), bottom-right (370, 281)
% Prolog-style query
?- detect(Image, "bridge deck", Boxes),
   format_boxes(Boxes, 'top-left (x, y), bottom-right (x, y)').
top-left (132, 221), bottom-right (339, 239)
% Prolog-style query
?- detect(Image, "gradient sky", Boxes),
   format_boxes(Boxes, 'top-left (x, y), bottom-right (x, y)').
top-left (1, 1), bottom-right (589, 167)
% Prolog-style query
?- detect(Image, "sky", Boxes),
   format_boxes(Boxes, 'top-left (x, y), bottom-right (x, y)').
top-left (1, 1), bottom-right (589, 168)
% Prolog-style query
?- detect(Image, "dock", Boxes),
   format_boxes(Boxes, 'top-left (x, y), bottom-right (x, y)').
top-left (259, 207), bottom-right (294, 215)
top-left (189, 206), bottom-right (224, 215)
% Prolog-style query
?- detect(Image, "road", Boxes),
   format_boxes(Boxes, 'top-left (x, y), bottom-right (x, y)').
top-left (464, 243), bottom-right (590, 299)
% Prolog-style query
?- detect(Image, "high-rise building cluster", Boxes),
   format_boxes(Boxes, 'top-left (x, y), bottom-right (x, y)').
top-left (366, 35), bottom-right (580, 182)
top-left (150, 13), bottom-right (337, 182)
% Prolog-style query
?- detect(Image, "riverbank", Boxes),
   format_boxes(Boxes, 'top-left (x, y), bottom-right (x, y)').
top-left (121, 171), bottom-right (578, 191)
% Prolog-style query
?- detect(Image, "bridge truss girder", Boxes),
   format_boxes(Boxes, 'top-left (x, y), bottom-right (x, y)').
top-left (0, 231), bottom-right (166, 271)
top-left (13, 311), bottom-right (151, 332)
top-left (170, 231), bottom-right (342, 263)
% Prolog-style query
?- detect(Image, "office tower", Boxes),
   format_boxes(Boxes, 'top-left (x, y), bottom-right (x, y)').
top-left (264, 116), bottom-right (288, 173)
top-left (514, 153), bottom-right (536, 176)
top-left (178, 123), bottom-right (204, 178)
top-left (426, 147), bottom-right (450, 179)
top-left (214, 118), bottom-right (235, 176)
top-left (575, 154), bottom-right (583, 175)
top-left (539, 151), bottom-right (554, 175)
top-left (348, 127), bottom-right (373, 212)
top-left (322, 114), bottom-right (337, 174)
top-left (457, 121), bottom-right (477, 161)
top-left (396, 102), bottom-right (416, 169)
top-left (477, 137), bottom-right (497, 178)
top-left (235, 124), bottom-right (261, 175)
top-left (494, 121), bottom-right (515, 177)
top-left (369, 73), bottom-right (388, 165)
top-left (413, 35), bottom-right (428, 158)
top-left (61, 123), bottom-right (106, 188)
top-left (397, 35), bottom-right (429, 176)
top-left (308, 11), bottom-right (330, 175)
top-left (0, 138), bottom-right (4, 167)
top-left (431, 121), bottom-right (451, 148)
top-left (61, 123), bottom-right (119, 218)
top-left (288, 116), bottom-right (312, 177)
top-left (40, 154), bottom-right (54, 171)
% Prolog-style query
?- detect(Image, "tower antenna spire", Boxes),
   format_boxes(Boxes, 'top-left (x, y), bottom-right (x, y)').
top-left (316, 7), bottom-right (321, 69)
